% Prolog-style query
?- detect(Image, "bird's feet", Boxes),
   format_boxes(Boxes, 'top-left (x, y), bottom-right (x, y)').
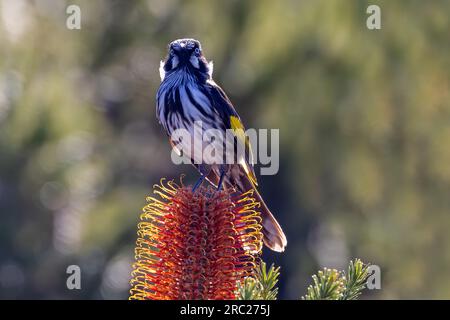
top-left (216, 165), bottom-right (227, 191)
top-left (192, 164), bottom-right (211, 192)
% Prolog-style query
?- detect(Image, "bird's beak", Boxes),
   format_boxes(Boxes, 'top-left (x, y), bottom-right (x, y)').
top-left (174, 47), bottom-right (190, 61)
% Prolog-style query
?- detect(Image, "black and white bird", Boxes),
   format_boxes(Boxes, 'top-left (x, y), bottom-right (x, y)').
top-left (156, 38), bottom-right (287, 252)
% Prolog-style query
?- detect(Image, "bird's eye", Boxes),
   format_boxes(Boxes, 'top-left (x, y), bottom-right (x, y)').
top-left (170, 49), bottom-right (175, 56)
top-left (194, 48), bottom-right (200, 56)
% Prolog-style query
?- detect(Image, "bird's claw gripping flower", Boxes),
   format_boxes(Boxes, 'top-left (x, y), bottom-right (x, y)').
top-left (129, 178), bottom-right (263, 300)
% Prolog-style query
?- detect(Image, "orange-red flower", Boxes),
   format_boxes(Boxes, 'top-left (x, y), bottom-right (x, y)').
top-left (129, 179), bottom-right (263, 300)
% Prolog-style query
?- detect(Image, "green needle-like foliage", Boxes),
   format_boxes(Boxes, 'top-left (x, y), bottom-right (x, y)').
top-left (340, 259), bottom-right (370, 300)
top-left (302, 259), bottom-right (370, 300)
top-left (237, 259), bottom-right (369, 300)
top-left (237, 277), bottom-right (262, 300)
top-left (257, 262), bottom-right (280, 300)
top-left (303, 268), bottom-right (345, 300)
top-left (237, 262), bottom-right (280, 300)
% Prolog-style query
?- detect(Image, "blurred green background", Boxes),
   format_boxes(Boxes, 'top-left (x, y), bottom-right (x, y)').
top-left (1, 0), bottom-right (449, 299)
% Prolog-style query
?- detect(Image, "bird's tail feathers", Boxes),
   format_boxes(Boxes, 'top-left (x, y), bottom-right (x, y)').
top-left (240, 173), bottom-right (287, 252)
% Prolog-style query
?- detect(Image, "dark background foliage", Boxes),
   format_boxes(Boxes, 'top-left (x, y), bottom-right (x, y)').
top-left (0, 0), bottom-right (449, 299)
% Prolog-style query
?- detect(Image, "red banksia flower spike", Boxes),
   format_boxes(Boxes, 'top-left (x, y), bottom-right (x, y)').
top-left (129, 178), bottom-right (263, 300)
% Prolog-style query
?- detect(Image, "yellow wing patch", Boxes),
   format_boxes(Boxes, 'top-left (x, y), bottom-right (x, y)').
top-left (230, 115), bottom-right (244, 130)
top-left (230, 115), bottom-right (246, 144)
top-left (230, 116), bottom-right (258, 186)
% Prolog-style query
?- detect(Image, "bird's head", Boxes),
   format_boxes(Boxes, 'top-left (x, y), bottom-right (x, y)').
top-left (159, 38), bottom-right (213, 81)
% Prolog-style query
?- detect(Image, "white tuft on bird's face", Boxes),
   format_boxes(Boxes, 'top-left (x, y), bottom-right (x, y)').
top-left (160, 39), bottom-right (212, 81)
top-left (189, 53), bottom-right (200, 69)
